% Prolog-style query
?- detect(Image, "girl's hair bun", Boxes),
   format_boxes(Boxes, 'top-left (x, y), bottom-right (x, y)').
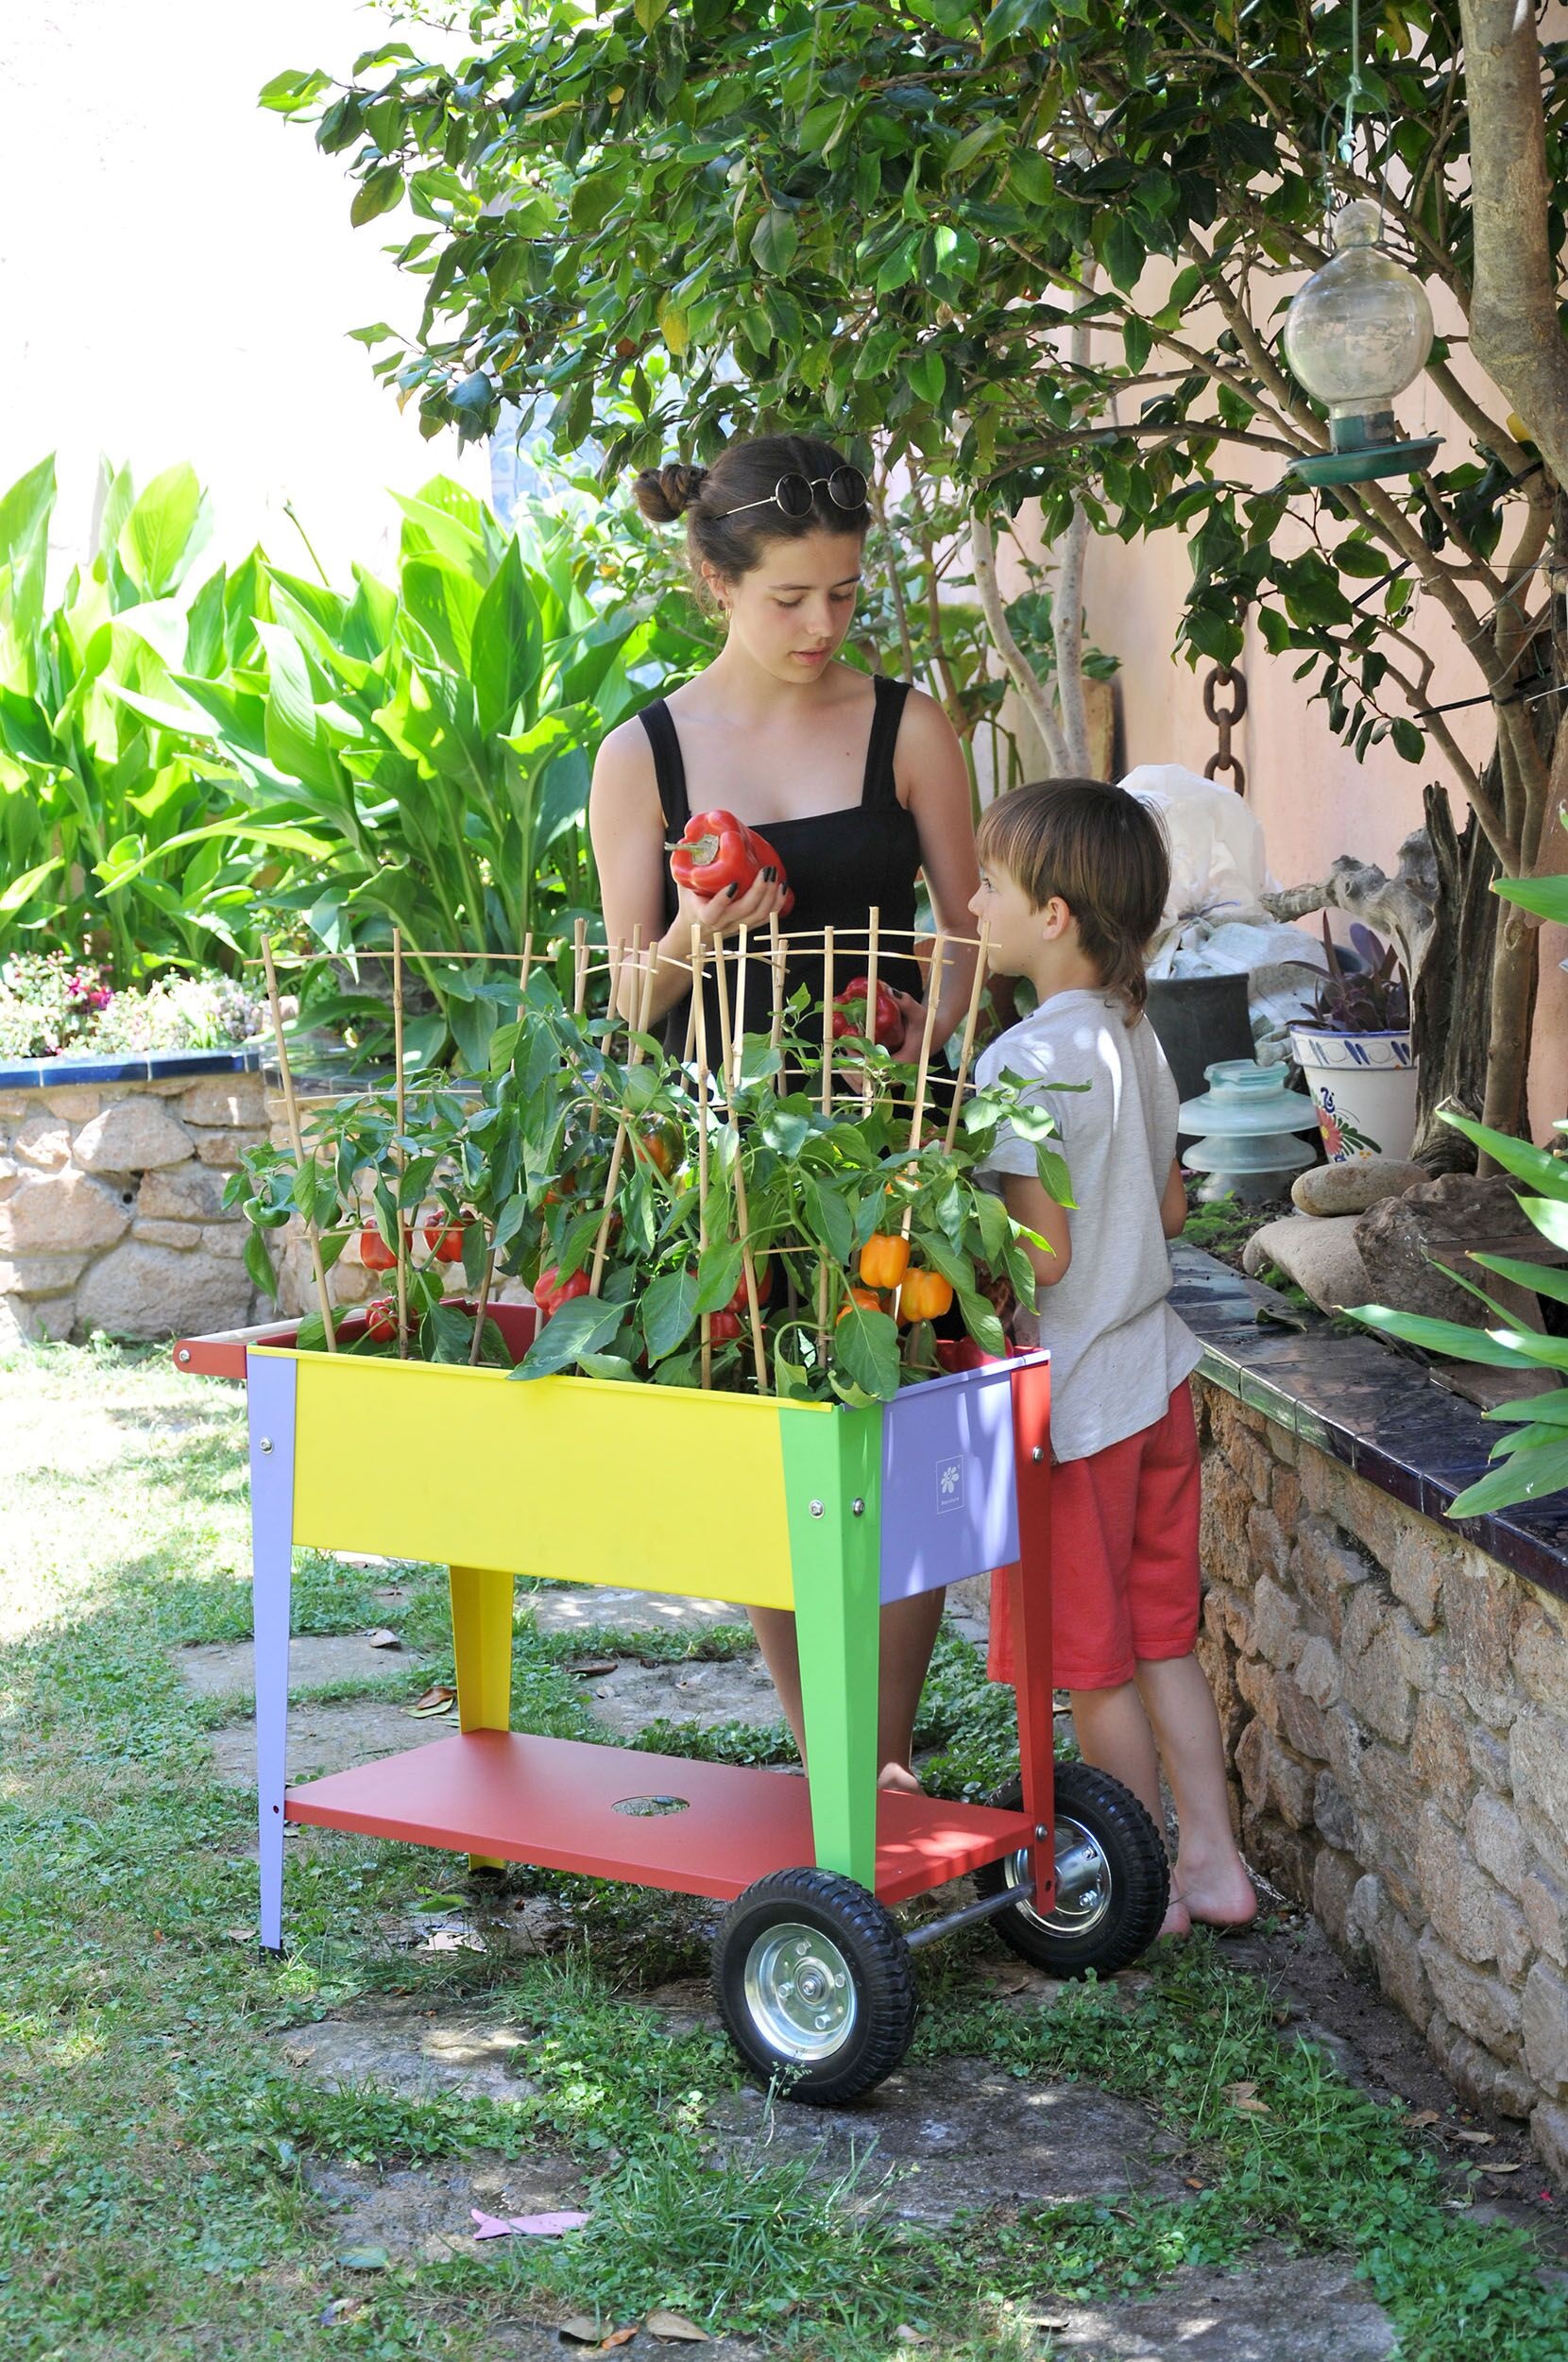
top-left (632, 461), bottom-right (709, 523)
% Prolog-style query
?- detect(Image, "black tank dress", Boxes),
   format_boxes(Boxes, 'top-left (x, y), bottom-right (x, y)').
top-left (640, 674), bottom-right (924, 1067)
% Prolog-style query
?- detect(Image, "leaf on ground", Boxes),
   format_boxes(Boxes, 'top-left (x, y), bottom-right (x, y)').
top-left (470, 2208), bottom-right (589, 2238)
top-left (1450, 2127), bottom-right (1496, 2145)
top-left (1477, 2160), bottom-right (1523, 2174)
top-left (894, 2331), bottom-right (930, 2347)
top-left (646, 2313), bottom-right (709, 2342)
top-left (569, 1658), bottom-right (619, 1677)
top-left (598, 2334), bottom-right (639, 2353)
top-left (365, 1626), bottom-right (401, 1648)
top-left (559, 2319), bottom-right (603, 2344)
top-left (1405, 2109), bottom-right (1440, 2128)
top-left (408, 1683), bottom-right (456, 1717)
top-left (1222, 2080), bottom-right (1270, 2114)
top-left (1185, 2177), bottom-right (1205, 2190)
top-left (336, 2245), bottom-right (389, 2270)
top-left (320, 2295), bottom-right (370, 2325)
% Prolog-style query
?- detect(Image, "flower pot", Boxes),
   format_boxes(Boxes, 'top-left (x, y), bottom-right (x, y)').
top-left (1146, 974), bottom-right (1255, 1131)
top-left (1288, 1025), bottom-right (1418, 1163)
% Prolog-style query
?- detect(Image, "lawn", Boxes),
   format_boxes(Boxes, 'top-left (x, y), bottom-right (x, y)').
top-left (2, 1340), bottom-right (1565, 2359)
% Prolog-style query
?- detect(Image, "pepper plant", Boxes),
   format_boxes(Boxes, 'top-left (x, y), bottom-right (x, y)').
top-left (230, 965), bottom-right (1071, 1405)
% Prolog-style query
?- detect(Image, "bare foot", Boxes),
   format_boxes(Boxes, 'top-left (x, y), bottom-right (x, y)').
top-left (1158, 1891), bottom-right (1192, 1941)
top-left (878, 1761), bottom-right (924, 1795)
top-left (1175, 1855), bottom-right (1258, 1929)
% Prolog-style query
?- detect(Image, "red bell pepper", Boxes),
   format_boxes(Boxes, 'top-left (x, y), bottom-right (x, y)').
top-left (831, 974), bottom-right (902, 1050)
top-left (535, 1265), bottom-right (592, 1320)
top-left (707, 1309), bottom-right (743, 1343)
top-left (669, 810), bottom-right (762, 899)
top-left (669, 808), bottom-right (793, 914)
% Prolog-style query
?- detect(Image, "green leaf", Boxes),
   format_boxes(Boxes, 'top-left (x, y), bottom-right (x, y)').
top-left (751, 207), bottom-right (800, 276)
top-left (514, 1294), bottom-right (624, 1378)
top-left (579, 1351), bottom-right (638, 1381)
top-left (829, 1305), bottom-right (901, 1401)
top-left (419, 1300), bottom-right (475, 1363)
top-left (1448, 1433), bottom-right (1568, 1519)
top-left (245, 1227), bottom-right (280, 1301)
top-left (118, 464), bottom-right (203, 598)
top-left (471, 538), bottom-right (543, 733)
top-left (1100, 214), bottom-right (1145, 293)
top-left (694, 1238), bottom-right (743, 1314)
top-left (804, 1176), bottom-right (854, 1265)
top-left (956, 1287), bottom-right (1006, 1356)
top-left (641, 1265), bottom-right (699, 1361)
top-left (1495, 874), bottom-right (1568, 925)
top-left (1436, 1110), bottom-right (1568, 1202)
top-left (350, 165), bottom-right (404, 226)
top-left (1346, 1305), bottom-right (1548, 1367)
top-left (1390, 718), bottom-right (1424, 762)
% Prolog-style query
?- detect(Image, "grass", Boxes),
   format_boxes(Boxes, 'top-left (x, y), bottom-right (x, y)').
top-left (2, 1337), bottom-right (1565, 2358)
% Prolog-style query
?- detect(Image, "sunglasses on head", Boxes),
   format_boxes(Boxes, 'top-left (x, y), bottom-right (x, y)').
top-left (719, 466), bottom-right (870, 521)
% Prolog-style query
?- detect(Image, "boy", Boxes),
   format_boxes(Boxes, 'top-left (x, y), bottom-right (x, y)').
top-left (970, 779), bottom-right (1255, 1938)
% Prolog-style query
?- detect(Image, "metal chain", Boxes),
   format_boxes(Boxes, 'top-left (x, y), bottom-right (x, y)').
top-left (1202, 663), bottom-right (1249, 795)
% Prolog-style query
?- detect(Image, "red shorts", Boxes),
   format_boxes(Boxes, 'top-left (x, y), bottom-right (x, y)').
top-left (989, 1383), bottom-right (1201, 1693)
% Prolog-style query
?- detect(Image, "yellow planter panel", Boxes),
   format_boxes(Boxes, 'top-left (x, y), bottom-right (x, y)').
top-left (273, 1350), bottom-right (805, 1609)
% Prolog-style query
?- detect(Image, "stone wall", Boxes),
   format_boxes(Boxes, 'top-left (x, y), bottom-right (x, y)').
top-left (1195, 1378), bottom-right (1568, 2176)
top-left (0, 1071), bottom-right (267, 1342)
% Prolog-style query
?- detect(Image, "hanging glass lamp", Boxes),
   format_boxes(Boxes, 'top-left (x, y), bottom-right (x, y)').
top-left (1281, 199), bottom-right (1440, 488)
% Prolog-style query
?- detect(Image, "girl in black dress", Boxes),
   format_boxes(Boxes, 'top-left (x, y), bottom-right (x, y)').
top-left (589, 431), bottom-right (980, 1790)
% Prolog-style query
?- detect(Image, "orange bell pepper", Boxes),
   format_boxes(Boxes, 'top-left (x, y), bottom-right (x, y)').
top-left (860, 1232), bottom-right (911, 1291)
top-left (897, 1267), bottom-right (954, 1324)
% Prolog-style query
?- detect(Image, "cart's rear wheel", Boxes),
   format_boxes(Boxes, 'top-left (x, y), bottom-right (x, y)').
top-left (974, 1763), bottom-right (1169, 1978)
top-left (713, 1867), bottom-right (917, 2105)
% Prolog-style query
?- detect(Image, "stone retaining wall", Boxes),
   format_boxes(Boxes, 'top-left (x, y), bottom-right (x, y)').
top-left (1196, 1377), bottom-right (1568, 2175)
top-left (0, 1070), bottom-right (267, 1342)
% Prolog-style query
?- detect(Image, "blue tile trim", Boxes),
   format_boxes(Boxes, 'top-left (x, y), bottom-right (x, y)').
top-left (0, 1045), bottom-right (264, 1089)
top-left (1175, 1241), bottom-right (1568, 1608)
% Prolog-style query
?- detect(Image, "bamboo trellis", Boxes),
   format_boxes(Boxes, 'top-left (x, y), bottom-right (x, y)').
top-left (255, 918), bottom-right (997, 1386)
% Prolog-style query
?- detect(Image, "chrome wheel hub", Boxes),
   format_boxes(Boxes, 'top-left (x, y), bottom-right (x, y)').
top-left (1005, 1813), bottom-right (1114, 1940)
top-left (742, 1922), bottom-right (858, 2062)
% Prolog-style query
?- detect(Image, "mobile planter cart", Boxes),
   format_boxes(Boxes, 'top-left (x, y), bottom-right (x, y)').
top-left (184, 921), bottom-right (1168, 2102)
top-left (179, 1309), bottom-right (1167, 2100)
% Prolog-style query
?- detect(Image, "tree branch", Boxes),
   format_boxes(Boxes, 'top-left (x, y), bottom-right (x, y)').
top-left (969, 508), bottom-right (1068, 772)
top-left (1457, 0), bottom-right (1568, 489)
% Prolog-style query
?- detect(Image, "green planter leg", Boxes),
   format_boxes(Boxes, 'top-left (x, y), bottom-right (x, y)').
top-left (782, 1406), bottom-right (882, 1890)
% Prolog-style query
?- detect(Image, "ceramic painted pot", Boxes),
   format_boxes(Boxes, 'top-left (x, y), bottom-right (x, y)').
top-left (1288, 1026), bottom-right (1418, 1163)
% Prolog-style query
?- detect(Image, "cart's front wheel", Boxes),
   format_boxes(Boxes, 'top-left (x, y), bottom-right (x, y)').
top-left (974, 1763), bottom-right (1169, 1977)
top-left (713, 1868), bottom-right (917, 2105)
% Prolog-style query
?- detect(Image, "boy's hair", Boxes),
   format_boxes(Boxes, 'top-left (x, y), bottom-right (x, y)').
top-left (977, 778), bottom-right (1170, 1016)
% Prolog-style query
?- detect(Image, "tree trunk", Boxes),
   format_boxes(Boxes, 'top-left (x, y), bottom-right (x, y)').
top-left (1411, 783), bottom-right (1497, 1169)
top-left (1481, 898), bottom-right (1541, 1139)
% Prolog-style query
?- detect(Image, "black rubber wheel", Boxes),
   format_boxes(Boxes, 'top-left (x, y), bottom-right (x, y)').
top-left (973, 1762), bottom-right (1169, 1977)
top-left (713, 1867), bottom-right (918, 2105)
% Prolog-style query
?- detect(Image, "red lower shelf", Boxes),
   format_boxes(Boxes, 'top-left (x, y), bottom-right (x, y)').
top-left (283, 1730), bottom-right (1031, 1904)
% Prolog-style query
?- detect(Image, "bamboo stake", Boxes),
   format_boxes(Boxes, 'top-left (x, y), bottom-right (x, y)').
top-left (768, 912), bottom-right (786, 1094)
top-left (943, 920), bottom-right (991, 1153)
top-left (571, 917), bottom-right (589, 1017)
top-left (816, 925), bottom-right (834, 1365)
top-left (469, 933), bottom-right (536, 1365)
top-left (691, 926), bottom-right (712, 1388)
top-left (713, 942), bottom-right (769, 1395)
top-left (262, 935), bottom-right (336, 1351)
top-left (905, 933), bottom-right (946, 1155)
top-left (863, 904), bottom-right (880, 1115)
top-left (588, 934), bottom-right (652, 1295)
top-left (392, 929), bottom-right (410, 1360)
top-left (733, 923), bottom-right (749, 1095)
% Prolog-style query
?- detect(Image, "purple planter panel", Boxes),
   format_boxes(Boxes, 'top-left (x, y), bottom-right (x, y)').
top-left (878, 1355), bottom-right (1045, 1602)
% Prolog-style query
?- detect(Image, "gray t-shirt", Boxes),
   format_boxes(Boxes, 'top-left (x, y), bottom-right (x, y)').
top-left (975, 987), bottom-right (1202, 1463)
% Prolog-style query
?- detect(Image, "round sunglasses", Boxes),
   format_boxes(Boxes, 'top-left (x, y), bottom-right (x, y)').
top-left (719, 466), bottom-right (869, 521)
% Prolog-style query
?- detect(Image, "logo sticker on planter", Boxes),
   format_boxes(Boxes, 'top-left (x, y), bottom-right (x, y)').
top-left (937, 1456), bottom-right (964, 1515)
